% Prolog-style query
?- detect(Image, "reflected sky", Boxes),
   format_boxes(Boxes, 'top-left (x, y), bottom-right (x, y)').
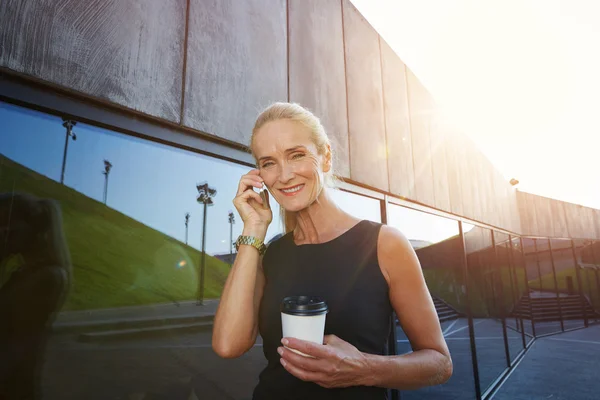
top-left (1, 101), bottom-right (468, 254)
top-left (388, 204), bottom-right (459, 244)
top-left (0, 102), bottom-right (282, 255)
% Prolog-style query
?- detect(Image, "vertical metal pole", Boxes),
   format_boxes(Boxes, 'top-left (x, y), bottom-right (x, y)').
top-left (60, 128), bottom-right (70, 184)
top-left (547, 239), bottom-right (565, 331)
top-left (533, 239), bottom-right (543, 292)
top-left (229, 219), bottom-right (233, 261)
top-left (591, 243), bottom-right (600, 314)
top-left (510, 235), bottom-right (528, 349)
top-left (105, 172), bottom-right (109, 205)
top-left (198, 200), bottom-right (207, 305)
top-left (570, 240), bottom-right (588, 327)
top-left (381, 197), bottom-right (400, 400)
top-left (459, 221), bottom-right (482, 400)
top-left (521, 237), bottom-right (536, 338)
top-left (493, 233), bottom-right (512, 367)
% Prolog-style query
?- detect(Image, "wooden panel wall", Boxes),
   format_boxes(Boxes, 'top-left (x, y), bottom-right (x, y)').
top-left (429, 112), bottom-right (451, 212)
top-left (517, 191), bottom-right (600, 239)
top-left (444, 126), bottom-right (464, 217)
top-left (341, 0), bottom-right (388, 190)
top-left (406, 68), bottom-right (435, 206)
top-left (379, 40), bottom-right (414, 199)
top-left (288, 0), bottom-right (350, 177)
top-left (183, 0), bottom-right (287, 143)
top-left (0, 0), bottom-right (186, 122)
top-left (3, 0), bottom-right (597, 238)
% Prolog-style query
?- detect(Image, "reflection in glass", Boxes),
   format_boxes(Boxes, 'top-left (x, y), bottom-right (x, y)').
top-left (387, 205), bottom-right (476, 400)
top-left (524, 238), bottom-right (564, 335)
top-left (465, 226), bottom-right (508, 393)
top-left (562, 239), bottom-right (594, 329)
top-left (0, 101), bottom-right (284, 399)
top-left (510, 237), bottom-right (535, 344)
top-left (328, 189), bottom-right (381, 223)
top-left (495, 232), bottom-right (526, 362)
top-left (582, 240), bottom-right (600, 322)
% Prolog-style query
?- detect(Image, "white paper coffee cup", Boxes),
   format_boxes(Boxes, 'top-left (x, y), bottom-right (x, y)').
top-left (280, 296), bottom-right (328, 357)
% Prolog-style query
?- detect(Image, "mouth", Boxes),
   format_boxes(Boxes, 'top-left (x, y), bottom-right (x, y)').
top-left (279, 184), bottom-right (305, 197)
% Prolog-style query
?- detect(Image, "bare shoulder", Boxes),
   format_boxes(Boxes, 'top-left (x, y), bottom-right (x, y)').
top-left (377, 225), bottom-right (420, 283)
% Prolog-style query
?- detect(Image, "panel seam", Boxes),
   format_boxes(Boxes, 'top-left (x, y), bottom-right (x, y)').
top-left (179, 0), bottom-right (192, 125)
top-left (378, 35), bottom-right (390, 192)
top-left (340, 0), bottom-right (352, 179)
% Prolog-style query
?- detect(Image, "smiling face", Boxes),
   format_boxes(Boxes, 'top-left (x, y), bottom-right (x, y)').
top-left (252, 119), bottom-right (331, 212)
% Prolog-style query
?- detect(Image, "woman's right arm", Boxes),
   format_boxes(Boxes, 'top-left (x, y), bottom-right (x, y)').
top-left (212, 170), bottom-right (272, 358)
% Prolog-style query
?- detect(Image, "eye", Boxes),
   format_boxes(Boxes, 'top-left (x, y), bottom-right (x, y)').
top-left (291, 152), bottom-right (305, 160)
top-left (261, 161), bottom-right (274, 168)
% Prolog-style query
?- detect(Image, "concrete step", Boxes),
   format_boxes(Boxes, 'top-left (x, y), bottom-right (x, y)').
top-left (77, 321), bottom-right (214, 343)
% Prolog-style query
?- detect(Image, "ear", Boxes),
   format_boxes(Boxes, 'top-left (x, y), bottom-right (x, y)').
top-left (322, 144), bottom-right (332, 173)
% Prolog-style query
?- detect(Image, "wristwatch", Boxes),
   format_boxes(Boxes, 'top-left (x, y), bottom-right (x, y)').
top-left (235, 235), bottom-right (267, 256)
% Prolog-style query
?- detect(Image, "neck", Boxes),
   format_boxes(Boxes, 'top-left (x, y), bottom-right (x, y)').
top-left (292, 189), bottom-right (359, 245)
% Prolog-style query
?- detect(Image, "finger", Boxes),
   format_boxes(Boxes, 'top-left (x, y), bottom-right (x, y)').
top-left (282, 338), bottom-right (331, 359)
top-left (280, 358), bottom-right (327, 383)
top-left (248, 169), bottom-right (260, 176)
top-left (238, 189), bottom-right (264, 205)
top-left (278, 346), bottom-right (326, 372)
top-left (237, 177), bottom-right (264, 196)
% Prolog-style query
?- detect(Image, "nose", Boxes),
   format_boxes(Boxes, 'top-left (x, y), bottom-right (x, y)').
top-left (278, 161), bottom-right (295, 184)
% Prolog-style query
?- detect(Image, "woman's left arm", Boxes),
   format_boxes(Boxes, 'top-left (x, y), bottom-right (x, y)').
top-left (362, 224), bottom-right (453, 389)
top-left (278, 225), bottom-right (452, 390)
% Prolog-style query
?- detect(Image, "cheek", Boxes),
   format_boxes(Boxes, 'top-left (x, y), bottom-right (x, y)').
top-left (294, 156), bottom-right (321, 178)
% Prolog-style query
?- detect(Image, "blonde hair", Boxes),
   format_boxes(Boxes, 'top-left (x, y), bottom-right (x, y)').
top-left (250, 102), bottom-right (338, 233)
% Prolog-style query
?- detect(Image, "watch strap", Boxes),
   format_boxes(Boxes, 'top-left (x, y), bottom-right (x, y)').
top-left (236, 235), bottom-right (267, 256)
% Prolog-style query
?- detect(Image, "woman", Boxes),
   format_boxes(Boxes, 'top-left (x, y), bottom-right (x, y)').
top-left (212, 103), bottom-right (452, 399)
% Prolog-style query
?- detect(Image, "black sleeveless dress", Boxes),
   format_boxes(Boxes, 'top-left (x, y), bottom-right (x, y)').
top-left (253, 220), bottom-right (393, 400)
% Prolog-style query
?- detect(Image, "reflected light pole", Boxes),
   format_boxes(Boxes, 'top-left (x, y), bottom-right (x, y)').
top-left (228, 211), bottom-right (235, 266)
top-left (196, 182), bottom-right (217, 305)
top-left (102, 160), bottom-right (112, 205)
top-left (185, 212), bottom-right (191, 245)
top-left (60, 119), bottom-right (77, 184)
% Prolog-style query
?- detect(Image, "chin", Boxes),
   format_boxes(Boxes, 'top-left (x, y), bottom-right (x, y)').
top-left (277, 196), bottom-right (312, 213)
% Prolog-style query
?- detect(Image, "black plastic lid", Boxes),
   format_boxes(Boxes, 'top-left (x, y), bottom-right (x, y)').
top-left (281, 296), bottom-right (328, 316)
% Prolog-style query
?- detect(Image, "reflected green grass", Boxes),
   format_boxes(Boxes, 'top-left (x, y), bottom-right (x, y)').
top-left (0, 155), bottom-right (230, 310)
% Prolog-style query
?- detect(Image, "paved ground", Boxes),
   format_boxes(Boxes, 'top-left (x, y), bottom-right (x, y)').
top-left (492, 322), bottom-right (600, 400)
top-left (34, 313), bottom-right (600, 399)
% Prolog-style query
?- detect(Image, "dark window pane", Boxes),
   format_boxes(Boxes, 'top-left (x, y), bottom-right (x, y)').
top-left (495, 232), bottom-right (527, 363)
top-left (388, 205), bottom-right (476, 400)
top-left (0, 101), bottom-right (284, 399)
top-left (464, 225), bottom-right (509, 393)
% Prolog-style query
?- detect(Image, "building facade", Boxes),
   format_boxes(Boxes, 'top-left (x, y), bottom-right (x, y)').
top-left (1, 1), bottom-right (599, 399)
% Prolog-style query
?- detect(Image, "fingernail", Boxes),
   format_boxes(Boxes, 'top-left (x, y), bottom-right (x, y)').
top-left (281, 338), bottom-right (289, 346)
top-left (280, 359), bottom-right (287, 367)
top-left (277, 347), bottom-right (283, 355)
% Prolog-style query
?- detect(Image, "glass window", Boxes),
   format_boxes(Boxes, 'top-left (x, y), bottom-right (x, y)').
top-left (558, 239), bottom-right (589, 330)
top-left (387, 205), bottom-right (476, 400)
top-left (328, 188), bottom-right (382, 223)
top-left (524, 238), bottom-right (563, 336)
top-left (494, 232), bottom-right (527, 363)
top-left (0, 101), bottom-right (283, 399)
top-left (582, 241), bottom-right (600, 322)
top-left (464, 225), bottom-right (509, 393)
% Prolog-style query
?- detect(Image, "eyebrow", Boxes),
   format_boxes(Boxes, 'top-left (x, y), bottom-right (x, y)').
top-left (258, 146), bottom-right (307, 163)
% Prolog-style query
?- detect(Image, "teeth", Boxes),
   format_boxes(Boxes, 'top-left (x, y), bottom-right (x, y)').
top-left (282, 185), bottom-right (303, 193)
